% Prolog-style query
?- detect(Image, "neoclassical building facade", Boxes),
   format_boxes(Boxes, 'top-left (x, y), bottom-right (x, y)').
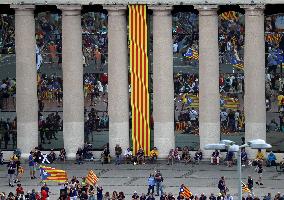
top-left (1, 0), bottom-right (281, 159)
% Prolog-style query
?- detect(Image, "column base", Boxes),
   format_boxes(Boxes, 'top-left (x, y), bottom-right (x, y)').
top-left (109, 121), bottom-right (129, 156)
top-left (154, 122), bottom-right (174, 159)
top-left (245, 122), bottom-right (266, 159)
top-left (199, 122), bottom-right (220, 158)
top-left (63, 122), bottom-right (84, 160)
top-left (17, 121), bottom-right (38, 158)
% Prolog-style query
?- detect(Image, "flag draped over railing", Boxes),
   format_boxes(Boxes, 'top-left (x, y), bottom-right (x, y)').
top-left (220, 11), bottom-right (239, 21)
top-left (265, 33), bottom-right (282, 45)
top-left (129, 5), bottom-right (150, 156)
top-left (39, 165), bottom-right (67, 183)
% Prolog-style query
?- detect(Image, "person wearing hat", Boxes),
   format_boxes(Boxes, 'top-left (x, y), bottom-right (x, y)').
top-left (132, 191), bottom-right (139, 200)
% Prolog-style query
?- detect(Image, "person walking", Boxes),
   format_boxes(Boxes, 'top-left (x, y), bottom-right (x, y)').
top-left (247, 175), bottom-right (253, 191)
top-left (147, 174), bottom-right (155, 195)
top-left (218, 176), bottom-right (227, 195)
top-left (154, 170), bottom-right (163, 196)
top-left (115, 144), bottom-right (122, 165)
top-left (28, 151), bottom-right (36, 179)
top-left (255, 160), bottom-right (263, 186)
top-left (7, 160), bottom-right (16, 187)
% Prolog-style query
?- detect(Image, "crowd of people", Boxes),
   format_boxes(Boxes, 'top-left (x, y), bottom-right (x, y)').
top-left (0, 146), bottom-right (284, 199)
top-left (0, 14), bottom-right (14, 54)
top-left (0, 116), bottom-right (16, 149)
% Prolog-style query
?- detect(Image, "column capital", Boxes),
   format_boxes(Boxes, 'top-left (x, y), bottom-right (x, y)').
top-left (103, 5), bottom-right (127, 16)
top-left (148, 5), bottom-right (172, 16)
top-left (10, 4), bottom-right (35, 15)
top-left (241, 4), bottom-right (265, 16)
top-left (57, 4), bottom-right (81, 14)
top-left (195, 5), bottom-right (218, 16)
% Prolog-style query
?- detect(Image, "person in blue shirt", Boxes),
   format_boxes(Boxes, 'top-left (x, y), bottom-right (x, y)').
top-left (267, 151), bottom-right (277, 167)
top-left (147, 174), bottom-right (155, 195)
top-left (28, 152), bottom-right (36, 179)
top-left (97, 186), bottom-right (103, 200)
top-left (241, 148), bottom-right (248, 167)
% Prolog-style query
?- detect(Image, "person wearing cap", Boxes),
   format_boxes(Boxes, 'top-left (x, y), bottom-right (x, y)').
top-left (132, 191), bottom-right (139, 200)
top-left (209, 193), bottom-right (216, 200)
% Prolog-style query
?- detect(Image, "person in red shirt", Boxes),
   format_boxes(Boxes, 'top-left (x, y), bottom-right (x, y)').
top-left (41, 189), bottom-right (48, 200)
top-left (15, 183), bottom-right (24, 197)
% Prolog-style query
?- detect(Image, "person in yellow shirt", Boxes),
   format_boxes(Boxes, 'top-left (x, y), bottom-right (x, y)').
top-left (150, 147), bottom-right (159, 163)
top-left (277, 94), bottom-right (284, 111)
top-left (256, 149), bottom-right (265, 161)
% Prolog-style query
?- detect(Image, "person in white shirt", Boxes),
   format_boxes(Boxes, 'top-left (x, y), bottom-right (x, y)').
top-left (234, 110), bottom-right (240, 131)
top-left (189, 108), bottom-right (198, 126)
top-left (220, 110), bottom-right (228, 129)
top-left (124, 148), bottom-right (132, 164)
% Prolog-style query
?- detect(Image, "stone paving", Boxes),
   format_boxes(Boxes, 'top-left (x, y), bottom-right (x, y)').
top-left (0, 161), bottom-right (284, 199)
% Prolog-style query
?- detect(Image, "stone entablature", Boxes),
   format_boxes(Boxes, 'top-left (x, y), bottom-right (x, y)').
top-left (0, 0), bottom-right (282, 6)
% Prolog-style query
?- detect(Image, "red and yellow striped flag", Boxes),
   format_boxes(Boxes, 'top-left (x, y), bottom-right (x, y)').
top-left (129, 5), bottom-right (150, 156)
top-left (86, 170), bottom-right (99, 186)
top-left (220, 11), bottom-right (238, 21)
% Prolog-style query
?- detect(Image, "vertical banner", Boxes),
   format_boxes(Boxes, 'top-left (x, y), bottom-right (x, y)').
top-left (129, 5), bottom-right (150, 155)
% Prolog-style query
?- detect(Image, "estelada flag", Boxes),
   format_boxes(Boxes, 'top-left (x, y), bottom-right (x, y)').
top-left (86, 170), bottom-right (99, 186)
top-left (241, 181), bottom-right (251, 193)
top-left (180, 184), bottom-right (193, 198)
top-left (39, 165), bottom-right (68, 183)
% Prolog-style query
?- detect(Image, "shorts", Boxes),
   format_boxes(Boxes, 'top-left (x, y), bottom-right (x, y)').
top-left (29, 166), bottom-right (36, 171)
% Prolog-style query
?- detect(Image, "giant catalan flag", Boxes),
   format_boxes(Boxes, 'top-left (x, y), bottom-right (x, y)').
top-left (129, 5), bottom-right (150, 156)
top-left (39, 165), bottom-right (68, 183)
top-left (220, 11), bottom-right (239, 21)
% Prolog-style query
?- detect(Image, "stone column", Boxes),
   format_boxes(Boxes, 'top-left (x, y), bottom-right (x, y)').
top-left (243, 5), bottom-right (266, 158)
top-left (58, 5), bottom-right (84, 159)
top-left (12, 5), bottom-right (38, 158)
top-left (104, 6), bottom-right (129, 156)
top-left (196, 5), bottom-right (220, 158)
top-left (150, 6), bottom-right (174, 158)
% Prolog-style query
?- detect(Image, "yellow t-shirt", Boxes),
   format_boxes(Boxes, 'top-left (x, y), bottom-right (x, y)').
top-left (150, 150), bottom-right (159, 157)
top-left (277, 95), bottom-right (284, 106)
top-left (256, 152), bottom-right (264, 160)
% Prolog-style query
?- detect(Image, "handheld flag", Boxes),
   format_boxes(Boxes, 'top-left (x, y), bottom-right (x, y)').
top-left (241, 181), bottom-right (251, 193)
top-left (184, 48), bottom-right (199, 60)
top-left (231, 57), bottom-right (244, 70)
top-left (39, 165), bottom-right (67, 183)
top-left (179, 184), bottom-right (193, 198)
top-left (86, 170), bottom-right (99, 186)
